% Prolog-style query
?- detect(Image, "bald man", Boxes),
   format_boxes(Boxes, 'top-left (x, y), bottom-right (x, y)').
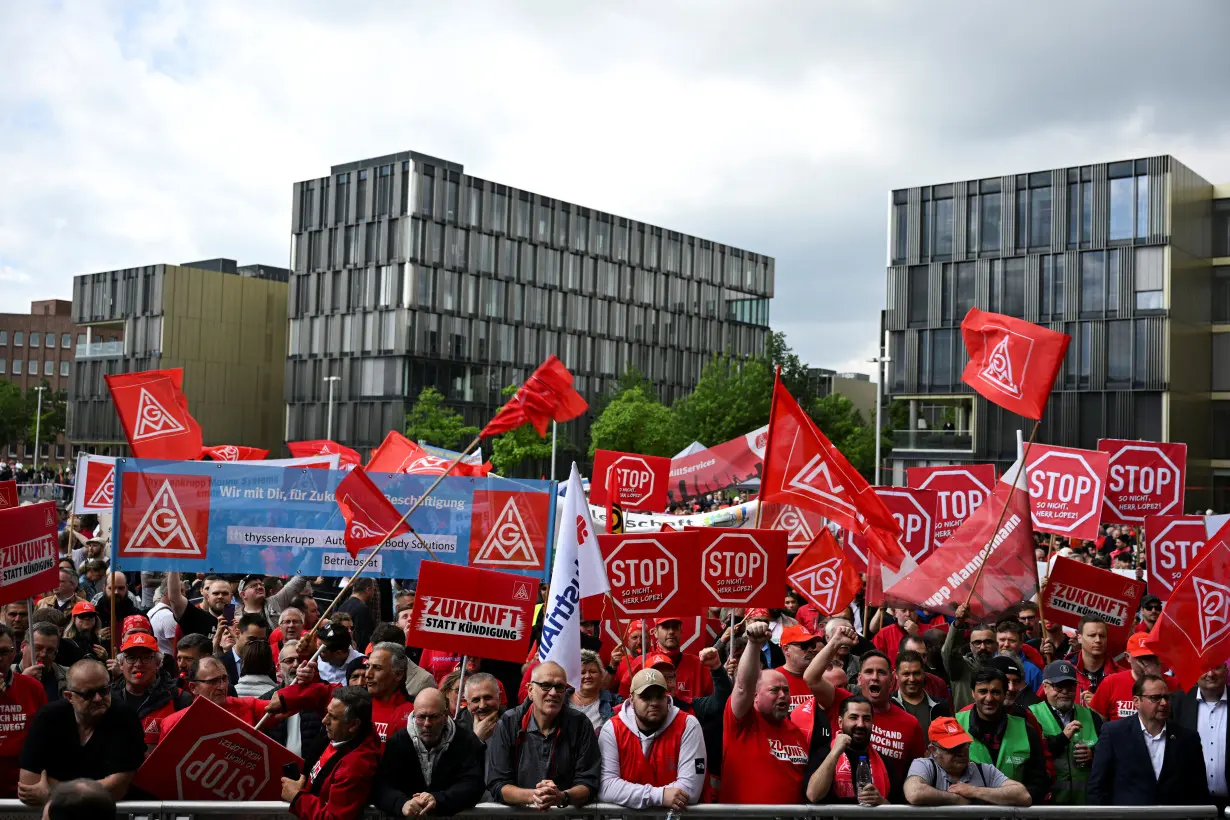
top-left (720, 620), bottom-right (808, 803)
top-left (372, 688), bottom-right (485, 816)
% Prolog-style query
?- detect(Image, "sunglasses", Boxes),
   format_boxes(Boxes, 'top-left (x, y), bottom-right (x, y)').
top-left (68, 686), bottom-right (110, 701)
top-left (531, 681), bottom-right (571, 694)
top-left (1143, 604), bottom-right (1162, 611)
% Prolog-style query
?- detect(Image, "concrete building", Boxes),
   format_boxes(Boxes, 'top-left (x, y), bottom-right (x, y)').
top-left (883, 155), bottom-right (1230, 510)
top-left (69, 259), bottom-right (289, 456)
top-left (286, 150), bottom-right (775, 455)
top-left (807, 367), bottom-right (876, 420)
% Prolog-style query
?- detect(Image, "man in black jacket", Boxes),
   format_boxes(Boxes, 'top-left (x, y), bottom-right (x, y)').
top-left (372, 688), bottom-right (485, 816)
top-left (1088, 673), bottom-right (1210, 805)
top-left (1165, 664), bottom-right (1228, 809)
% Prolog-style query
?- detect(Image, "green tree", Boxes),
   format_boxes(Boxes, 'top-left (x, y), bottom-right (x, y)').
top-left (26, 384), bottom-right (66, 447)
top-left (672, 352), bottom-right (774, 446)
top-left (589, 365), bottom-right (658, 416)
top-left (0, 380), bottom-right (31, 448)
top-left (489, 385), bottom-right (557, 476)
top-left (809, 392), bottom-right (883, 477)
top-left (764, 331), bottom-right (811, 401)
top-left (588, 387), bottom-right (682, 458)
top-left (404, 387), bottom-right (479, 449)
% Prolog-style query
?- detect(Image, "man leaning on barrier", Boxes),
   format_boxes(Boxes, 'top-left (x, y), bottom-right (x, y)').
top-left (903, 716), bottom-right (1031, 806)
top-left (281, 685), bottom-right (382, 820)
top-left (485, 660), bottom-right (601, 810)
top-left (1028, 659), bottom-right (1100, 804)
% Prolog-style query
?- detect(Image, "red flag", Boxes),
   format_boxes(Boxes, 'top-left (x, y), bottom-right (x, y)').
top-left (480, 356), bottom-right (588, 439)
top-left (105, 368), bottom-right (202, 460)
top-left (884, 463), bottom-right (1037, 620)
top-left (334, 467), bottom-right (410, 558)
top-left (199, 445), bottom-right (269, 461)
top-left (366, 431), bottom-right (492, 477)
top-left (287, 439), bottom-right (362, 468)
top-left (760, 375), bottom-right (905, 571)
top-left (786, 528), bottom-right (862, 616)
top-left (1144, 521), bottom-right (1230, 689)
top-left (0, 480), bottom-right (16, 509)
top-left (961, 307), bottom-right (1070, 420)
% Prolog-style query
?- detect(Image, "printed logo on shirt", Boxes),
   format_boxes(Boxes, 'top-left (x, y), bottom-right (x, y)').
top-left (374, 721), bottom-right (389, 740)
top-left (871, 725), bottom-right (907, 759)
top-left (789, 694), bottom-right (812, 709)
top-left (694, 759), bottom-right (705, 775)
top-left (766, 738), bottom-right (808, 766)
top-left (1116, 701), bottom-right (1137, 718)
top-left (0, 703), bottom-right (29, 734)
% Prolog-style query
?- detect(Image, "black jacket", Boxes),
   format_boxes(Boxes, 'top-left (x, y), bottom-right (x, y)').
top-left (675, 665), bottom-right (733, 775)
top-left (371, 723), bottom-right (486, 816)
top-left (485, 700), bottom-right (602, 801)
top-left (1170, 688), bottom-right (1230, 798)
top-left (1087, 717), bottom-right (1210, 805)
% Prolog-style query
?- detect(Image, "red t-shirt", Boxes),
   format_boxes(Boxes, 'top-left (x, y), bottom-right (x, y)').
top-left (719, 701), bottom-right (807, 804)
top-left (371, 690), bottom-right (415, 742)
top-left (824, 688), bottom-right (926, 771)
top-left (1090, 670), bottom-right (1179, 721)
top-left (872, 624), bottom-right (908, 664)
top-left (419, 649), bottom-right (464, 683)
top-left (0, 673), bottom-right (47, 798)
top-left (774, 666), bottom-right (813, 713)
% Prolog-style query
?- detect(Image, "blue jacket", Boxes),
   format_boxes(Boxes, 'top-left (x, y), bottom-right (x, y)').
top-left (1087, 717), bottom-right (1210, 805)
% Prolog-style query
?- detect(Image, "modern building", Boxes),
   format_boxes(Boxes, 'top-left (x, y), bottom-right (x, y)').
top-left (287, 150), bottom-right (775, 455)
top-left (883, 155), bottom-right (1230, 510)
top-left (0, 300), bottom-right (122, 465)
top-left (807, 367), bottom-right (876, 420)
top-left (69, 259), bottom-right (290, 456)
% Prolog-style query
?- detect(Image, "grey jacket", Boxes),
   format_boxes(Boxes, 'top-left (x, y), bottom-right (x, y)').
top-left (404, 662), bottom-right (436, 700)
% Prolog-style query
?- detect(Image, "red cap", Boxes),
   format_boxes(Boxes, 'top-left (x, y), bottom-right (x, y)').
top-left (645, 652), bottom-right (676, 670)
top-left (1126, 632), bottom-right (1156, 658)
top-left (122, 615), bottom-right (153, 636)
top-left (120, 632), bottom-right (159, 654)
top-left (780, 625), bottom-right (818, 647)
top-left (624, 620), bottom-right (644, 636)
top-left (71, 601), bottom-right (96, 617)
top-left (928, 716), bottom-right (975, 749)
top-left (746, 608), bottom-right (771, 620)
top-left (654, 617), bottom-right (683, 627)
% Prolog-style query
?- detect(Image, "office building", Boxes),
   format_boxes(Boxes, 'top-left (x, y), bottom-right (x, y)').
top-left (286, 150), bottom-right (774, 454)
top-left (884, 155), bottom-right (1230, 510)
top-left (69, 259), bottom-right (289, 455)
top-left (807, 367), bottom-right (876, 420)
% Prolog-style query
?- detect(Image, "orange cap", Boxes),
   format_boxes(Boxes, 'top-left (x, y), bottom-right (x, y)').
top-left (780, 625), bottom-right (818, 647)
top-left (120, 632), bottom-right (159, 654)
top-left (1126, 632), bottom-right (1156, 658)
top-left (928, 716), bottom-right (975, 749)
top-left (644, 652), bottom-right (676, 670)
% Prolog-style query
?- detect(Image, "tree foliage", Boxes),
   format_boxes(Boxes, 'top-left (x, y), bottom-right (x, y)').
top-left (809, 392), bottom-right (885, 477)
top-left (0, 380), bottom-right (31, 446)
top-left (765, 331), bottom-right (811, 401)
top-left (588, 387), bottom-right (682, 458)
top-left (27, 384), bottom-right (66, 447)
top-left (404, 387), bottom-right (479, 449)
top-left (489, 384), bottom-right (556, 476)
top-left (671, 353), bottom-right (773, 447)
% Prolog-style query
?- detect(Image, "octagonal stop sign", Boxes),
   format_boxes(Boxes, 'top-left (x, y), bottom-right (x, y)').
top-left (1098, 439), bottom-right (1187, 525)
top-left (1024, 444), bottom-right (1109, 541)
top-left (599, 531), bottom-right (702, 618)
top-left (1145, 515), bottom-right (1208, 602)
top-left (907, 464), bottom-right (996, 547)
top-left (591, 449), bottom-right (671, 513)
top-left (696, 529), bottom-right (787, 608)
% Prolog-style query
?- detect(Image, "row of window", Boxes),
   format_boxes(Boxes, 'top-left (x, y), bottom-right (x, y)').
top-left (0, 331), bottom-right (79, 349)
top-left (0, 360), bottom-right (70, 377)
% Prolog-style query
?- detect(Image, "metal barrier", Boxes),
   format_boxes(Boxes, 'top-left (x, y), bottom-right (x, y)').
top-left (0, 802), bottom-right (1219, 820)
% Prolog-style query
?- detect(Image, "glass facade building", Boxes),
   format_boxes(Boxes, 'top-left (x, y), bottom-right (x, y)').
top-left (287, 150), bottom-right (774, 454)
top-left (884, 155), bottom-right (1230, 510)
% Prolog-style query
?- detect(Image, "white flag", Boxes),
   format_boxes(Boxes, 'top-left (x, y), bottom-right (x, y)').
top-left (539, 463), bottom-right (608, 687)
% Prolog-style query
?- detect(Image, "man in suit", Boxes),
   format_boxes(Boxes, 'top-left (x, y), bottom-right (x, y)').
top-left (1170, 662), bottom-right (1230, 810)
top-left (1087, 673), bottom-right (1211, 805)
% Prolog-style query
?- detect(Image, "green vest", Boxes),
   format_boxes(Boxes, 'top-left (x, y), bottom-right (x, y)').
top-left (1029, 702), bottom-right (1098, 805)
top-left (955, 710), bottom-right (1031, 784)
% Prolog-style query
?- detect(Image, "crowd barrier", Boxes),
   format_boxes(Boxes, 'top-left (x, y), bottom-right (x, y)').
top-left (15, 482), bottom-right (72, 502)
top-left (0, 802), bottom-right (1220, 820)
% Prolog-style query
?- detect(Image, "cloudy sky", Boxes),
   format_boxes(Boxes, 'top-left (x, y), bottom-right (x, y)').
top-left (2, 0), bottom-right (1228, 376)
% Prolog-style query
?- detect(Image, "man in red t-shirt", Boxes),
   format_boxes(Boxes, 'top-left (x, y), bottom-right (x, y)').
top-left (872, 607), bottom-right (919, 666)
top-left (719, 620), bottom-right (807, 804)
top-left (1090, 632), bottom-right (1177, 722)
top-left (652, 619), bottom-right (712, 701)
top-left (159, 656), bottom-right (276, 738)
top-left (0, 623), bottom-right (45, 798)
top-left (775, 625), bottom-right (818, 713)
top-left (1066, 617), bottom-right (1124, 702)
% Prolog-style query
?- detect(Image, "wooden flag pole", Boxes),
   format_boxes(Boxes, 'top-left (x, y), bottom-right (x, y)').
top-left (454, 657), bottom-right (469, 718)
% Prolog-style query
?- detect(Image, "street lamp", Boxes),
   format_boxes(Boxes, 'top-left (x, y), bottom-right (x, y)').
top-left (32, 385), bottom-right (46, 472)
top-left (868, 336), bottom-right (892, 487)
top-left (323, 376), bottom-right (341, 441)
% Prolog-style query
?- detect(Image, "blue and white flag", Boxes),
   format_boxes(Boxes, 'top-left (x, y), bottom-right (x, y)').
top-left (539, 463), bottom-right (608, 686)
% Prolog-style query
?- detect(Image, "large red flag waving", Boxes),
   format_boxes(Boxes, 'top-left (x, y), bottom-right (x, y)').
top-left (481, 356), bottom-right (588, 439)
top-left (1145, 521), bottom-right (1230, 690)
top-left (884, 461), bottom-right (1038, 620)
top-left (760, 376), bottom-right (906, 571)
top-left (199, 445), bottom-right (269, 461)
top-left (105, 368), bottom-right (203, 460)
top-left (287, 440), bottom-right (362, 468)
top-left (786, 528), bottom-right (862, 617)
top-left (334, 467), bottom-right (411, 558)
top-left (961, 308), bottom-right (1069, 420)
top-left (366, 431), bottom-right (492, 477)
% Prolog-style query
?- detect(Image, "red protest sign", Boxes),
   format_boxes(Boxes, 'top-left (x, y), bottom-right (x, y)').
top-left (1025, 444), bottom-right (1109, 541)
top-left (406, 561), bottom-right (537, 663)
top-left (134, 696), bottom-right (301, 801)
top-left (0, 480), bottom-right (16, 509)
top-left (761, 502), bottom-right (827, 556)
top-left (907, 464), bottom-right (996, 546)
top-left (695, 529), bottom-right (788, 608)
top-left (74, 454), bottom-right (116, 514)
top-left (1099, 439), bottom-right (1187, 524)
top-left (850, 487), bottom-right (937, 565)
top-left (599, 531), bottom-right (703, 619)
top-left (1041, 556), bottom-right (1144, 651)
top-left (590, 450), bottom-right (671, 513)
top-left (118, 472), bottom-right (212, 561)
top-left (1146, 515), bottom-right (1208, 602)
top-left (468, 490), bottom-right (551, 572)
top-left (0, 502), bottom-right (58, 607)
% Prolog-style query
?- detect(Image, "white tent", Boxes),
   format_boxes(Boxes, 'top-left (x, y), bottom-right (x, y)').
top-left (673, 441), bottom-right (707, 459)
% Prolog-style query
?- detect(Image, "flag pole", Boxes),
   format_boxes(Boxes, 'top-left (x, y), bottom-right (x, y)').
top-left (455, 657), bottom-right (469, 718)
top-left (963, 419), bottom-right (1041, 610)
top-left (755, 366), bottom-right (783, 530)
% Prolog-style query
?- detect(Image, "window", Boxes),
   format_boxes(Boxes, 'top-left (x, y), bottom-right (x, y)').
top-left (1135, 247), bottom-right (1164, 310)
top-left (28, 360), bottom-right (36, 375)
top-left (1109, 163), bottom-right (1151, 242)
top-left (941, 264), bottom-right (954, 324)
top-left (934, 194), bottom-right (953, 258)
top-left (59, 360), bottom-right (68, 377)
top-left (14, 331), bottom-right (23, 347)
top-left (1214, 334), bottom-right (1230, 392)
top-left (979, 182), bottom-right (1001, 252)
top-left (1216, 267), bottom-right (1230, 323)
top-left (907, 266), bottom-right (928, 327)
top-left (920, 195), bottom-right (931, 258)
top-left (1215, 200), bottom-right (1230, 258)
top-left (61, 333), bottom-right (70, 348)
top-left (11, 360), bottom-right (19, 375)
top-left (1040, 254), bottom-right (1065, 320)
top-left (1136, 175), bottom-right (1150, 238)
top-left (955, 262), bottom-right (975, 317)
top-left (29, 332), bottom-right (39, 348)
top-left (1029, 184), bottom-right (1052, 247)
top-left (1002, 257), bottom-right (1025, 318)
top-left (891, 194), bottom-right (907, 263)
top-left (931, 328), bottom-right (954, 388)
top-left (1109, 176), bottom-right (1134, 241)
top-left (76, 333), bottom-right (84, 345)
top-left (43, 360), bottom-right (53, 376)
top-left (0, 331), bottom-right (6, 346)
top-left (0, 360), bottom-right (5, 375)
top-left (1081, 251), bottom-right (1105, 314)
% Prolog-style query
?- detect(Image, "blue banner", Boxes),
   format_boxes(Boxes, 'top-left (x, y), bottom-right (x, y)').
top-left (110, 459), bottom-right (556, 579)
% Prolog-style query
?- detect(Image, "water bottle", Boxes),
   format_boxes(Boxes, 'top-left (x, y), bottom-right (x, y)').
top-left (856, 756), bottom-right (873, 805)
top-left (665, 810), bottom-right (682, 820)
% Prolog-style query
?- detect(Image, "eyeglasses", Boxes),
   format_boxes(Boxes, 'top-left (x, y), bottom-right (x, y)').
top-left (193, 676), bottom-right (229, 686)
top-left (531, 681), bottom-right (571, 694)
top-left (124, 653), bottom-right (160, 665)
top-left (0, 647), bottom-right (14, 657)
top-left (1143, 604), bottom-right (1162, 612)
top-left (68, 686), bottom-right (110, 701)
top-left (414, 712), bottom-right (446, 722)
top-left (1140, 693), bottom-right (1171, 704)
top-left (971, 639), bottom-right (995, 646)
top-left (76, 614), bottom-right (97, 620)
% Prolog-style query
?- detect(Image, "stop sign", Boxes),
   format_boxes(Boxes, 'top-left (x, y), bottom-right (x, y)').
top-left (591, 450), bottom-right (671, 512)
top-left (1098, 439), bottom-right (1187, 524)
top-left (907, 464), bottom-right (996, 547)
top-left (848, 487), bottom-right (936, 563)
top-left (698, 530), bottom-right (787, 607)
top-left (1025, 444), bottom-right (1109, 540)
top-left (600, 531), bottom-right (702, 617)
top-left (1146, 515), bottom-right (1208, 601)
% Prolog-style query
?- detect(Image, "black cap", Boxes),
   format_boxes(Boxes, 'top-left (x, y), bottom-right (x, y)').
top-left (989, 655), bottom-right (1023, 678)
top-left (240, 574), bottom-right (266, 590)
top-left (319, 621), bottom-right (352, 650)
top-left (1141, 594), bottom-right (1163, 609)
top-left (1043, 660), bottom-right (1078, 684)
top-left (344, 656), bottom-right (369, 679)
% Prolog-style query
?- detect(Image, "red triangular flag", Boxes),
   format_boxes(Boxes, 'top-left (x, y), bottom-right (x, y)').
top-left (961, 308), bottom-right (1070, 420)
top-left (334, 467), bottom-right (410, 558)
top-left (199, 445), bottom-right (269, 462)
top-left (884, 463), bottom-right (1037, 619)
top-left (366, 431), bottom-right (492, 477)
top-left (480, 356), bottom-right (588, 439)
top-left (760, 375), bottom-right (905, 571)
top-left (1144, 521), bottom-right (1230, 690)
top-left (786, 528), bottom-right (862, 616)
top-left (287, 440), bottom-right (362, 469)
top-left (105, 368), bottom-right (203, 460)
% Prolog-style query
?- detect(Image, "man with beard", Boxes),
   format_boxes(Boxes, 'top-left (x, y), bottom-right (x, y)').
top-left (651, 618), bottom-right (712, 701)
top-left (776, 626), bottom-right (819, 713)
top-left (642, 647), bottom-right (731, 797)
top-left (941, 605), bottom-right (997, 710)
top-left (239, 574), bottom-right (309, 624)
top-left (1029, 660), bottom-right (1101, 804)
top-left (1135, 594), bottom-right (1163, 634)
top-left (904, 717), bottom-right (1031, 806)
top-left (1172, 662), bottom-right (1230, 811)
top-left (456, 672), bottom-right (504, 744)
top-left (806, 697), bottom-right (891, 805)
top-left (598, 668), bottom-right (706, 809)
top-left (5, 602), bottom-right (30, 648)
top-left (91, 573), bottom-right (142, 645)
top-left (371, 688), bottom-right (486, 817)
top-left (954, 666), bottom-right (1050, 805)
top-left (147, 573), bottom-right (221, 658)
top-left (892, 650), bottom-right (951, 736)
top-left (157, 656), bottom-right (277, 735)
top-left (720, 620), bottom-right (808, 803)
